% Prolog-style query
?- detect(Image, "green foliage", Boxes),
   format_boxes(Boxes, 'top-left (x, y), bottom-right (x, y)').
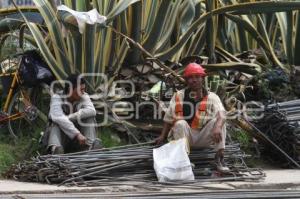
top-left (4, 0), bottom-right (279, 86)
top-left (3, 1), bottom-right (300, 76)
top-left (0, 132), bottom-right (39, 177)
top-left (231, 128), bottom-right (251, 149)
top-left (99, 127), bottom-right (125, 148)
top-left (0, 125), bottom-right (121, 177)
top-left (0, 143), bottom-right (15, 175)
top-left (0, 37), bottom-right (18, 60)
top-left (230, 128), bottom-right (274, 168)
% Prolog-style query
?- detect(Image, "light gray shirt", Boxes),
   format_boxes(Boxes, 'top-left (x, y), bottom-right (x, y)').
top-left (49, 92), bottom-right (96, 139)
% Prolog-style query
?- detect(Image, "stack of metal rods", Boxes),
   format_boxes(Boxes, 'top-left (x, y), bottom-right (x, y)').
top-left (257, 99), bottom-right (300, 164)
top-left (10, 142), bottom-right (264, 186)
top-left (267, 99), bottom-right (300, 121)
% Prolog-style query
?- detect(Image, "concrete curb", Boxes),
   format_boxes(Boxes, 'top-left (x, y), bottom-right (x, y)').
top-left (0, 169), bottom-right (300, 194)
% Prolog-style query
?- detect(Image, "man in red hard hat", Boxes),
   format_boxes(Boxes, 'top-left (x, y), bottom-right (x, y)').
top-left (156, 63), bottom-right (229, 173)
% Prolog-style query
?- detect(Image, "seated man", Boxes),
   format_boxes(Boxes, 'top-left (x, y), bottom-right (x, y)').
top-left (155, 63), bottom-right (229, 173)
top-left (47, 74), bottom-right (101, 154)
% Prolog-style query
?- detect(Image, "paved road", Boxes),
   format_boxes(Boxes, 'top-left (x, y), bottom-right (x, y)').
top-left (0, 170), bottom-right (300, 197)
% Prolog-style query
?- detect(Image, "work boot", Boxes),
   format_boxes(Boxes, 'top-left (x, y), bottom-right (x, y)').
top-left (51, 146), bottom-right (64, 155)
top-left (215, 152), bottom-right (230, 173)
top-left (191, 162), bottom-right (195, 170)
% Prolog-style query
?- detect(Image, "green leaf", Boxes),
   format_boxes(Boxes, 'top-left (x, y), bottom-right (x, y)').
top-left (26, 22), bottom-right (67, 79)
top-left (142, 0), bottom-right (173, 52)
top-left (76, 0), bottom-right (89, 11)
top-left (179, 0), bottom-right (195, 34)
top-left (106, 0), bottom-right (141, 23)
top-left (156, 1), bottom-right (300, 61)
top-left (155, 0), bottom-right (181, 52)
top-left (142, 0), bottom-right (159, 36)
top-left (33, 0), bottom-right (71, 74)
top-left (225, 14), bottom-right (283, 69)
top-left (294, 11), bottom-right (300, 65)
top-left (204, 62), bottom-right (261, 75)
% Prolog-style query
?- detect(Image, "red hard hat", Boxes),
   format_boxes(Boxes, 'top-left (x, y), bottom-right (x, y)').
top-left (183, 63), bottom-right (206, 77)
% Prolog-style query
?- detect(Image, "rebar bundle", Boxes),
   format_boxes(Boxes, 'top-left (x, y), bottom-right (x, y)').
top-left (9, 142), bottom-right (264, 186)
top-left (257, 99), bottom-right (300, 165)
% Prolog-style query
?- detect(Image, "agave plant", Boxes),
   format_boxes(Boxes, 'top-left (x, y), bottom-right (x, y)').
top-left (0, 2), bottom-right (297, 73)
top-left (1, 0), bottom-right (300, 143)
top-left (1, 1), bottom-right (300, 111)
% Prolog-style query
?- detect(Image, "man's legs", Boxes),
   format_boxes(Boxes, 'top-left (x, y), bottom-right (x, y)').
top-left (169, 119), bottom-right (226, 149)
top-left (47, 123), bottom-right (66, 154)
top-left (167, 120), bottom-right (193, 148)
top-left (167, 119), bottom-right (228, 172)
top-left (78, 117), bottom-right (102, 150)
top-left (192, 118), bottom-right (226, 150)
top-left (189, 119), bottom-right (229, 173)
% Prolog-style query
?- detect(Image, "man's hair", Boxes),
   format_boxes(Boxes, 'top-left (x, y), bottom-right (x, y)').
top-left (64, 73), bottom-right (86, 94)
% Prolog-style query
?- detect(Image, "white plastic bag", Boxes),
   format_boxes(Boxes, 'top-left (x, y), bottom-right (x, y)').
top-left (57, 5), bottom-right (107, 34)
top-left (153, 138), bottom-right (195, 182)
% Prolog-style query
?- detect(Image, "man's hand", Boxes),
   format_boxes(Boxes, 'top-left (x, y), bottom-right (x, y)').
top-left (155, 135), bottom-right (166, 145)
top-left (212, 127), bottom-right (222, 144)
top-left (76, 133), bottom-right (87, 145)
top-left (155, 122), bottom-right (172, 145)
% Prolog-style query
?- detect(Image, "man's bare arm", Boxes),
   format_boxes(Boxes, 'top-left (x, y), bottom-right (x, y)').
top-left (212, 111), bottom-right (226, 143)
top-left (215, 111), bottom-right (226, 128)
top-left (155, 122), bottom-right (173, 145)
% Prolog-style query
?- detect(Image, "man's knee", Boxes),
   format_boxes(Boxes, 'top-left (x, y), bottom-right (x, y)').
top-left (170, 120), bottom-right (191, 140)
top-left (173, 120), bottom-right (189, 129)
top-left (79, 117), bottom-right (97, 145)
top-left (206, 118), bottom-right (226, 134)
top-left (48, 123), bottom-right (63, 145)
top-left (207, 118), bottom-right (217, 126)
top-left (79, 117), bottom-right (96, 130)
top-left (47, 123), bottom-right (64, 153)
top-left (80, 117), bottom-right (96, 124)
top-left (78, 117), bottom-right (96, 130)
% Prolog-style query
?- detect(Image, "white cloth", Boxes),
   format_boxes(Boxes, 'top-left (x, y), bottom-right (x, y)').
top-left (57, 5), bottom-right (107, 33)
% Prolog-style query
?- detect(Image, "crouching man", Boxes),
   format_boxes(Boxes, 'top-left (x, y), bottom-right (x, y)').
top-left (155, 63), bottom-right (229, 173)
top-left (47, 74), bottom-right (101, 154)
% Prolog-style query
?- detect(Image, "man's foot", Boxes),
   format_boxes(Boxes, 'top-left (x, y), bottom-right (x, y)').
top-left (51, 146), bottom-right (64, 154)
top-left (215, 152), bottom-right (230, 173)
top-left (191, 162), bottom-right (195, 170)
top-left (90, 138), bottom-right (103, 150)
